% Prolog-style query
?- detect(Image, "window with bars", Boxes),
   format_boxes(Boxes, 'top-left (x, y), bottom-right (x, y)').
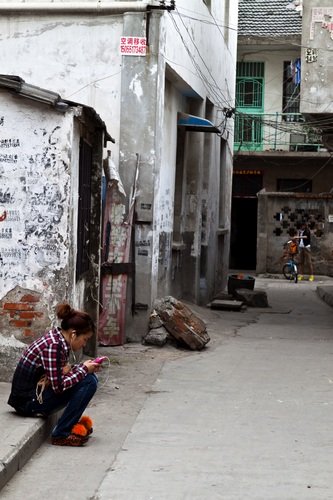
top-left (235, 62), bottom-right (264, 149)
top-left (236, 79), bottom-right (263, 108)
top-left (235, 114), bottom-right (262, 145)
top-left (282, 60), bottom-right (301, 122)
top-left (237, 62), bottom-right (264, 78)
top-left (236, 62), bottom-right (264, 108)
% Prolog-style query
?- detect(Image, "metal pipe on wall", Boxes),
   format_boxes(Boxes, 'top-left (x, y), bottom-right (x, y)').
top-left (0, 1), bottom-right (150, 14)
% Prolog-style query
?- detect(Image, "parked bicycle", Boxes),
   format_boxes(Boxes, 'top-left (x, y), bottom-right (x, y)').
top-left (282, 239), bottom-right (298, 283)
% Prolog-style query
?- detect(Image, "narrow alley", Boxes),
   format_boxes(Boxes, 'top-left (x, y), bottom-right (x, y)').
top-left (2, 277), bottom-right (333, 500)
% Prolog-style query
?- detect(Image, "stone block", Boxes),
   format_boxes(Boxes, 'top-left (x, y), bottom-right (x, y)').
top-left (143, 326), bottom-right (169, 347)
top-left (233, 288), bottom-right (269, 308)
top-left (149, 311), bottom-right (163, 329)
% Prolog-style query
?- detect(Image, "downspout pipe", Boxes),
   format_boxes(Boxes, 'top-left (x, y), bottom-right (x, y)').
top-left (0, 2), bottom-right (152, 14)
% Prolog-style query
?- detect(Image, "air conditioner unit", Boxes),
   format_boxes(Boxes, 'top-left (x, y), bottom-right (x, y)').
top-left (290, 133), bottom-right (306, 144)
top-left (290, 133), bottom-right (306, 151)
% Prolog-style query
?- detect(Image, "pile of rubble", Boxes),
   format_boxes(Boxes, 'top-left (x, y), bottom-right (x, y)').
top-left (143, 283), bottom-right (269, 350)
top-left (143, 296), bottom-right (210, 351)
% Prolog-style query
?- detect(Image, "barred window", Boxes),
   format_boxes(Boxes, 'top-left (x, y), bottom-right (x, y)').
top-left (282, 60), bottom-right (301, 122)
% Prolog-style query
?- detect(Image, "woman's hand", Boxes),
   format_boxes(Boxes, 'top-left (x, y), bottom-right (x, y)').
top-left (83, 360), bottom-right (100, 373)
top-left (62, 364), bottom-right (71, 375)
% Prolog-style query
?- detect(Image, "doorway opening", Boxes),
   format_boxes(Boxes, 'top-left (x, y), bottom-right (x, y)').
top-left (230, 170), bottom-right (262, 270)
top-left (230, 197), bottom-right (258, 270)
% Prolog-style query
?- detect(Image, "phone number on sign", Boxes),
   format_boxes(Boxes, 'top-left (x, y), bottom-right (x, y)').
top-left (120, 45), bottom-right (146, 55)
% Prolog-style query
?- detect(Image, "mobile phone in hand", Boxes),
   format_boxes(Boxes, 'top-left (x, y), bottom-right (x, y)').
top-left (93, 356), bottom-right (108, 364)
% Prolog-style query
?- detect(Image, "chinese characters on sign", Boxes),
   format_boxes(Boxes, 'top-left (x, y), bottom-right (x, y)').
top-left (0, 138), bottom-right (20, 148)
top-left (120, 36), bottom-right (147, 56)
top-left (310, 7), bottom-right (333, 40)
top-left (305, 48), bottom-right (318, 63)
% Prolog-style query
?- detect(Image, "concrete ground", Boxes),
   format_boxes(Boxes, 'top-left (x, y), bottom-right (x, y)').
top-left (1, 276), bottom-right (333, 499)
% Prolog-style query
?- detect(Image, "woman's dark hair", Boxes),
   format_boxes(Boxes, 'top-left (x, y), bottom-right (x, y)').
top-left (56, 303), bottom-right (95, 335)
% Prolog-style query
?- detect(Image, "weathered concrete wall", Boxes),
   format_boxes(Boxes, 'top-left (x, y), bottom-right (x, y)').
top-left (159, 0), bottom-right (237, 306)
top-left (0, 91), bottom-right (74, 308)
top-left (156, 78), bottom-right (185, 299)
top-left (111, 2), bottom-right (237, 339)
top-left (257, 192), bottom-right (333, 276)
top-left (0, 90), bottom-right (105, 375)
top-left (0, 10), bottom-right (123, 158)
top-left (0, 93), bottom-right (76, 377)
top-left (117, 11), bottom-right (162, 341)
top-left (0, 0), bottom-right (238, 342)
top-left (301, 0), bottom-right (333, 114)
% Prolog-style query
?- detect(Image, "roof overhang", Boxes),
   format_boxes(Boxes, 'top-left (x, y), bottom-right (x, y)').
top-left (0, 74), bottom-right (114, 143)
top-left (177, 113), bottom-right (220, 134)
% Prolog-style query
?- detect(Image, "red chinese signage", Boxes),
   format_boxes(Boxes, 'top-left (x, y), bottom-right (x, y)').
top-left (120, 36), bottom-right (147, 56)
top-left (234, 169), bottom-right (262, 175)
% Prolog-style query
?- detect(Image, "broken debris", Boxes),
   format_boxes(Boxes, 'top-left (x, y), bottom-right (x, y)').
top-left (144, 296), bottom-right (210, 350)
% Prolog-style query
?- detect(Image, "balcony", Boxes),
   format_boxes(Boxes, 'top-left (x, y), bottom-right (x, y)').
top-left (234, 112), bottom-right (325, 153)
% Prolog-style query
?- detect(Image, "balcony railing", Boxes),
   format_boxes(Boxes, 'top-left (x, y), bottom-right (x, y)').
top-left (234, 112), bottom-right (325, 152)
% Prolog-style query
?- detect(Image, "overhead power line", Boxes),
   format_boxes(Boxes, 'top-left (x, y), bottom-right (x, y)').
top-left (168, 6), bottom-right (236, 116)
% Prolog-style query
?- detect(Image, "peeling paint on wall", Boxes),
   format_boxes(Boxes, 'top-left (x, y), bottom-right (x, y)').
top-left (99, 159), bottom-right (134, 346)
top-left (150, 64), bottom-right (158, 75)
top-left (129, 74), bottom-right (143, 101)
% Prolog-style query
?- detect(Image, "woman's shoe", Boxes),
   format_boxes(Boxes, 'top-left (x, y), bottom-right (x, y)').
top-left (71, 422), bottom-right (89, 438)
top-left (79, 415), bottom-right (93, 435)
top-left (71, 416), bottom-right (93, 439)
top-left (51, 433), bottom-right (88, 447)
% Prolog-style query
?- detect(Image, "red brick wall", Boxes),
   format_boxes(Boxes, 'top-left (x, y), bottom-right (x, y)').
top-left (0, 287), bottom-right (48, 343)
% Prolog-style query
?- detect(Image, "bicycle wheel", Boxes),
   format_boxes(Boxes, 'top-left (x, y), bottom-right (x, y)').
top-left (283, 263), bottom-right (294, 280)
top-left (293, 264), bottom-right (298, 283)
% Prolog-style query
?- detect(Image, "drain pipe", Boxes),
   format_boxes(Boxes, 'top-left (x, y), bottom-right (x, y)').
top-left (0, 1), bottom-right (152, 14)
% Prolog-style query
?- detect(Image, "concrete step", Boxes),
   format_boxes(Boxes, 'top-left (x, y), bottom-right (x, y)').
top-left (0, 382), bottom-right (57, 491)
top-left (316, 285), bottom-right (333, 308)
